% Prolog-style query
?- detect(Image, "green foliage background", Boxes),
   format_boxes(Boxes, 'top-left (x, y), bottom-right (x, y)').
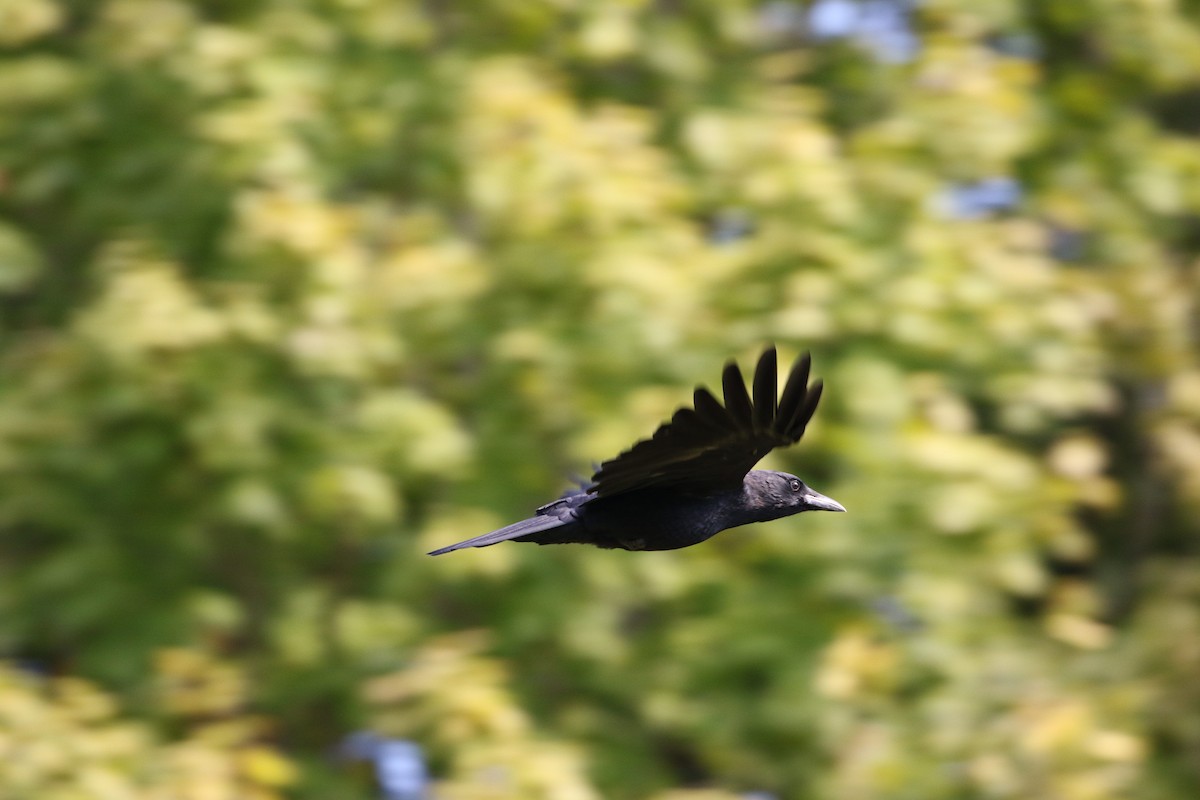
top-left (1, 1), bottom-right (1199, 798)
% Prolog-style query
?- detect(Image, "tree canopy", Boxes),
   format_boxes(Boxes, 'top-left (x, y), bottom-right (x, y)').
top-left (1, 1), bottom-right (1199, 798)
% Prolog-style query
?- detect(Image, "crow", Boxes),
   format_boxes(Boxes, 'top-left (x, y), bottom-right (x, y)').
top-left (428, 346), bottom-right (843, 555)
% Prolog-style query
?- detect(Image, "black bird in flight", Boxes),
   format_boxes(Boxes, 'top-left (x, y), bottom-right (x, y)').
top-left (429, 346), bottom-right (844, 555)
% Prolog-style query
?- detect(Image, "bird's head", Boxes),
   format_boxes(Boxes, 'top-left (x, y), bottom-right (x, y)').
top-left (743, 470), bottom-right (846, 521)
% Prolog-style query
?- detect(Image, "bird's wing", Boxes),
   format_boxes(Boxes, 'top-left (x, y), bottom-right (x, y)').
top-left (588, 347), bottom-right (823, 498)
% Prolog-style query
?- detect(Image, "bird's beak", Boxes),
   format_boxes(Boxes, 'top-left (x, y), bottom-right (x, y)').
top-left (804, 489), bottom-right (846, 513)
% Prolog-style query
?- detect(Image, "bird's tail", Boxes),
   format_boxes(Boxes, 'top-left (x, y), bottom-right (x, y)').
top-left (427, 513), bottom-right (575, 556)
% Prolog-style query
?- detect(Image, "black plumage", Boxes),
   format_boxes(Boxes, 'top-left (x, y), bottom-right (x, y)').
top-left (428, 346), bottom-right (843, 555)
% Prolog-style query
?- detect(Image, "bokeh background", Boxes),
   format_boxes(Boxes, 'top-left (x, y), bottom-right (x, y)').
top-left (2, 1), bottom-right (1199, 798)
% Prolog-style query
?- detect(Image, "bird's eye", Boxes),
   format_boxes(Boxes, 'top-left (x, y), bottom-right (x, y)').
top-left (789, 479), bottom-right (802, 492)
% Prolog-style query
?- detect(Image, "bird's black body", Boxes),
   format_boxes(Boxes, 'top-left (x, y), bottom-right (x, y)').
top-left (429, 347), bottom-right (843, 556)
